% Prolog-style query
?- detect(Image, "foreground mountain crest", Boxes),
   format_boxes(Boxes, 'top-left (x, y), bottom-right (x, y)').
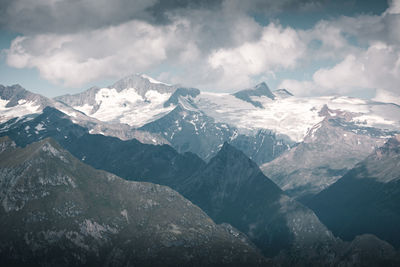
top-left (0, 137), bottom-right (267, 266)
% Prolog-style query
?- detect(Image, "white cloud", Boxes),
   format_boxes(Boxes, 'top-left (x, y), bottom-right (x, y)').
top-left (280, 42), bottom-right (400, 102)
top-left (374, 89), bottom-right (400, 106)
top-left (5, 13), bottom-right (306, 91)
top-left (3, 0), bottom-right (400, 102)
top-left (279, 0), bottom-right (400, 103)
top-left (6, 20), bottom-right (181, 87)
top-left (206, 23), bottom-right (306, 90)
top-left (386, 0), bottom-right (400, 14)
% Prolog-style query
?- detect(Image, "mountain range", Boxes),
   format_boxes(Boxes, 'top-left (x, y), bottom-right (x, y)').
top-left (261, 105), bottom-right (391, 199)
top-left (0, 136), bottom-right (266, 267)
top-left (1, 73), bottom-right (400, 265)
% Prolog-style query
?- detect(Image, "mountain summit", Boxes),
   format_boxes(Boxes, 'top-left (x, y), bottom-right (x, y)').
top-left (110, 73), bottom-right (176, 96)
top-left (233, 82), bottom-right (275, 107)
top-left (54, 74), bottom-right (177, 127)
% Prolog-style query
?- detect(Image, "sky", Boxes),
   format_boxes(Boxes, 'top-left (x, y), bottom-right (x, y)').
top-left (0, 0), bottom-right (399, 104)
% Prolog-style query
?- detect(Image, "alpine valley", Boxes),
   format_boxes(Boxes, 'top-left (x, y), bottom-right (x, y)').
top-left (1, 74), bottom-right (400, 266)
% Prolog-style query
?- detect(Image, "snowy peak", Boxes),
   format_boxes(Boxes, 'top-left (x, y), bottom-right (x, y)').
top-left (0, 84), bottom-right (52, 123)
top-left (0, 84), bottom-right (50, 108)
top-left (110, 73), bottom-right (176, 96)
top-left (0, 84), bottom-right (26, 106)
top-left (318, 104), bottom-right (355, 121)
top-left (164, 87), bottom-right (200, 107)
top-left (233, 82), bottom-right (275, 108)
top-left (140, 74), bottom-right (171, 86)
top-left (54, 86), bottom-right (100, 108)
top-left (253, 82), bottom-right (274, 96)
top-left (273, 88), bottom-right (293, 99)
top-left (55, 74), bottom-right (177, 127)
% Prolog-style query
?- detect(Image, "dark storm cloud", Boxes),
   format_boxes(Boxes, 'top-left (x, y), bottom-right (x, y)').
top-left (0, 0), bottom-right (336, 34)
top-left (147, 0), bottom-right (223, 24)
top-left (0, 0), bottom-right (157, 34)
top-left (0, 0), bottom-right (225, 34)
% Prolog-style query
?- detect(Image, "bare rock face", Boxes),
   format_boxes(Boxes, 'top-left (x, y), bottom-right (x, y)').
top-left (0, 137), bottom-right (268, 267)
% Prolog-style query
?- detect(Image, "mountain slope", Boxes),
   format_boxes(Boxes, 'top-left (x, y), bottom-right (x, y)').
top-left (178, 143), bottom-right (338, 262)
top-left (307, 135), bottom-right (400, 248)
top-left (177, 143), bottom-right (400, 266)
top-left (0, 136), bottom-right (267, 266)
top-left (261, 106), bottom-right (389, 198)
top-left (0, 84), bottom-right (167, 145)
top-left (2, 113), bottom-right (399, 265)
top-left (141, 99), bottom-right (236, 160)
top-left (141, 94), bottom-right (291, 162)
top-left (230, 129), bottom-right (291, 165)
top-left (0, 107), bottom-right (205, 189)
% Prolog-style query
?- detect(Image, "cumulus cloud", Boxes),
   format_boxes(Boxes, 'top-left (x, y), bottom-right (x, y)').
top-left (279, 0), bottom-right (400, 103)
top-left (0, 0), bottom-right (325, 34)
top-left (4, 1), bottom-right (309, 91)
top-left (0, 0), bottom-right (228, 34)
top-left (281, 43), bottom-right (400, 98)
top-left (6, 19), bottom-right (191, 87)
top-left (1, 0), bottom-right (400, 102)
top-left (207, 23), bottom-right (306, 90)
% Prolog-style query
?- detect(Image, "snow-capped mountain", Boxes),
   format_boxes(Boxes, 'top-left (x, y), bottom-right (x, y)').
top-left (0, 83), bottom-right (168, 145)
top-left (0, 84), bottom-right (51, 122)
top-left (233, 82), bottom-right (276, 107)
top-left (261, 105), bottom-right (391, 198)
top-left (55, 74), bottom-right (178, 127)
top-left (2, 74), bottom-right (400, 167)
top-left (53, 73), bottom-right (400, 145)
top-left (272, 88), bottom-right (293, 99)
top-left (1, 83), bottom-right (400, 265)
top-left (0, 107), bottom-right (205, 190)
top-left (140, 88), bottom-right (292, 161)
top-left (194, 91), bottom-right (400, 143)
top-left (3, 73), bottom-right (400, 169)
